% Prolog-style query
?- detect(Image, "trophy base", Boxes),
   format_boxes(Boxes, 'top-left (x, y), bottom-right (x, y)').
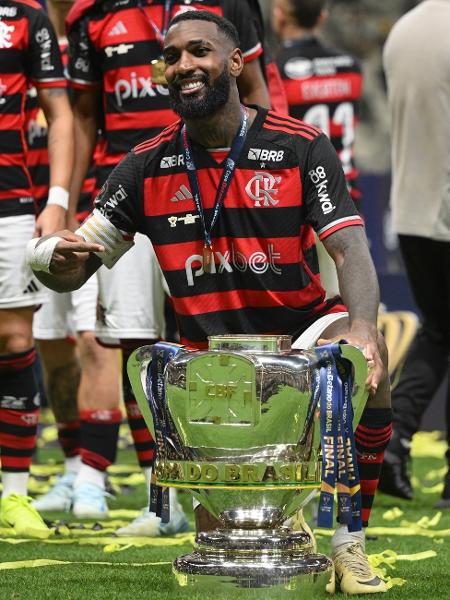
top-left (173, 527), bottom-right (332, 595)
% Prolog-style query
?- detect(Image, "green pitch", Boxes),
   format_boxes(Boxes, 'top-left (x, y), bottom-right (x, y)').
top-left (1, 431), bottom-right (449, 600)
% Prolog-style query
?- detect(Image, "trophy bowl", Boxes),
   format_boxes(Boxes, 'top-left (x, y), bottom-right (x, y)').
top-left (127, 335), bottom-right (368, 596)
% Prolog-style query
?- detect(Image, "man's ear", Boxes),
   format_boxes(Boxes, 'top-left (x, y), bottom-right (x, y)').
top-left (229, 48), bottom-right (244, 78)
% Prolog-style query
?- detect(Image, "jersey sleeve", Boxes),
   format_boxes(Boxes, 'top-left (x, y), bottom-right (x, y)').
top-left (301, 134), bottom-right (363, 240)
top-left (77, 152), bottom-right (143, 268)
top-left (67, 16), bottom-right (101, 89)
top-left (94, 151), bottom-right (143, 234)
top-left (26, 8), bottom-right (65, 87)
top-left (224, 0), bottom-right (262, 63)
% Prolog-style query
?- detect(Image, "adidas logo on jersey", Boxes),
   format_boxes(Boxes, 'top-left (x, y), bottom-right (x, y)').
top-left (169, 184), bottom-right (192, 203)
top-left (22, 279), bottom-right (40, 294)
top-left (108, 20), bottom-right (127, 36)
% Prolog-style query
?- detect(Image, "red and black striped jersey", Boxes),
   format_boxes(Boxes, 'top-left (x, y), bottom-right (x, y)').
top-left (66, 0), bottom-right (263, 164)
top-left (94, 107), bottom-right (363, 348)
top-left (276, 36), bottom-right (363, 201)
top-left (0, 0), bottom-right (66, 217)
top-left (245, 0), bottom-right (288, 115)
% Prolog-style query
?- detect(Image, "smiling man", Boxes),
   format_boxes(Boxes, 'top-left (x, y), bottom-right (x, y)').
top-left (26, 11), bottom-right (391, 594)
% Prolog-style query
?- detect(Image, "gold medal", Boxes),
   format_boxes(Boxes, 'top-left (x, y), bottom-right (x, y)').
top-left (202, 245), bottom-right (214, 273)
top-left (151, 58), bottom-right (167, 85)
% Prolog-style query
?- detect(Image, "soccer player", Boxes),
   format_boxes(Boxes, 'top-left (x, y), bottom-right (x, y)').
top-left (65, 0), bottom-right (279, 537)
top-left (271, 0), bottom-right (363, 297)
top-left (0, 0), bottom-right (73, 538)
top-left (28, 11), bottom-right (392, 592)
top-left (24, 0), bottom-right (123, 521)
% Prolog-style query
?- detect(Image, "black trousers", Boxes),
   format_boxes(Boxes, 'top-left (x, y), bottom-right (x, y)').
top-left (391, 235), bottom-right (450, 456)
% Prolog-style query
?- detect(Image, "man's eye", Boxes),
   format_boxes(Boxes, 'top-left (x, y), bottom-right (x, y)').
top-left (195, 47), bottom-right (209, 56)
top-left (164, 54), bottom-right (177, 65)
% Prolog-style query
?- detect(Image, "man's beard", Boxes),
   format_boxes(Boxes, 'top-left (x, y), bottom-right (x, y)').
top-left (168, 65), bottom-right (230, 119)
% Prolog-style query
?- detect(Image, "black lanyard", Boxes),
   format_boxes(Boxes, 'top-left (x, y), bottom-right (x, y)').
top-left (138, 0), bottom-right (174, 46)
top-left (181, 106), bottom-right (248, 270)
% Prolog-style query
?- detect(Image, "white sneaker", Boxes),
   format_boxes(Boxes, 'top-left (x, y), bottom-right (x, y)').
top-left (72, 482), bottom-right (112, 519)
top-left (326, 540), bottom-right (388, 595)
top-left (115, 501), bottom-right (189, 537)
top-left (32, 471), bottom-right (75, 512)
top-left (159, 501), bottom-right (189, 536)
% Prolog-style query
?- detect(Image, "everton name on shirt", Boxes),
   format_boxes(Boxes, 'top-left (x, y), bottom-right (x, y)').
top-left (276, 36), bottom-right (363, 201)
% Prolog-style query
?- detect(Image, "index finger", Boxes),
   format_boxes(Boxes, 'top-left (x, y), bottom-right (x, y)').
top-left (56, 240), bottom-right (105, 253)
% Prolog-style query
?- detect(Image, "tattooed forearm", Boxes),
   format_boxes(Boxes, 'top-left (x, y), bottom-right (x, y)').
top-left (323, 226), bottom-right (380, 328)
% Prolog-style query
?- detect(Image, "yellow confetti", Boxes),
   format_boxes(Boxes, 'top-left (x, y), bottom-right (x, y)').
top-left (0, 533), bottom-right (195, 547)
top-left (0, 559), bottom-right (172, 571)
top-left (368, 548), bottom-right (437, 590)
top-left (382, 507), bottom-right (404, 521)
top-left (416, 512), bottom-right (442, 528)
top-left (386, 577), bottom-right (407, 589)
top-left (107, 509), bottom-right (141, 519)
top-left (411, 432), bottom-right (447, 459)
top-left (109, 474), bottom-right (145, 486)
top-left (421, 483), bottom-right (444, 494)
top-left (395, 550), bottom-right (437, 561)
top-left (103, 543), bottom-right (134, 553)
top-left (425, 466), bottom-right (447, 481)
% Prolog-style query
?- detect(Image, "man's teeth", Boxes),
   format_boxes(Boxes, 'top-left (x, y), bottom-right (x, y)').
top-left (181, 81), bottom-right (203, 91)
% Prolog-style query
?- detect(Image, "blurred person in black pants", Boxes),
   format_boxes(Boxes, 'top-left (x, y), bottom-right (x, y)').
top-left (380, 0), bottom-right (450, 505)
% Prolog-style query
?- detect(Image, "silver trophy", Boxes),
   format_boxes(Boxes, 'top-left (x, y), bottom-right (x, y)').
top-left (128, 335), bottom-right (368, 595)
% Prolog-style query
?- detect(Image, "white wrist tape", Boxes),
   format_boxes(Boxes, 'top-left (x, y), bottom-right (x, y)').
top-left (75, 209), bottom-right (134, 268)
top-left (26, 236), bottom-right (63, 273)
top-left (47, 186), bottom-right (69, 210)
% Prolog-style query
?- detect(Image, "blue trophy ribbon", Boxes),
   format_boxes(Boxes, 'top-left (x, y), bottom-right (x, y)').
top-left (338, 358), bottom-right (362, 531)
top-left (314, 344), bottom-right (362, 532)
top-left (146, 341), bottom-right (184, 523)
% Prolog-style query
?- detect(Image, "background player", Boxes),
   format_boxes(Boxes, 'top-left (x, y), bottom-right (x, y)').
top-left (0, 0), bottom-right (73, 538)
top-left (271, 0), bottom-right (363, 297)
top-left (26, 0), bottom-right (125, 520)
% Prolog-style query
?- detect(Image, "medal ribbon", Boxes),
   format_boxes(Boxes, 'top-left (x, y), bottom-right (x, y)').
top-left (181, 106), bottom-right (248, 257)
top-left (315, 344), bottom-right (362, 531)
top-left (138, 0), bottom-right (174, 46)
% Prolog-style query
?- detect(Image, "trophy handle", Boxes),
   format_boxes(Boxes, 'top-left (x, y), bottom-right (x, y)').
top-left (339, 343), bottom-right (369, 428)
top-left (126, 346), bottom-right (156, 439)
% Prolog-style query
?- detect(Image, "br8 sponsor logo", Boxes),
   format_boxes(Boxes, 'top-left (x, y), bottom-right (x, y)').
top-left (247, 148), bottom-right (284, 162)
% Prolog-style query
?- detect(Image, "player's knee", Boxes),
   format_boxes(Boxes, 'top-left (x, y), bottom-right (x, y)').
top-left (0, 309), bottom-right (34, 354)
top-left (77, 331), bottom-right (114, 371)
top-left (0, 332), bottom-right (34, 355)
top-left (77, 332), bottom-right (102, 362)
